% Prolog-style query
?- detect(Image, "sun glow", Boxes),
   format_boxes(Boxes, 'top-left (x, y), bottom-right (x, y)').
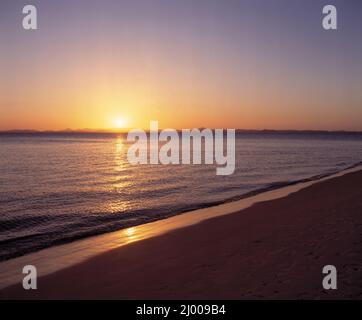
top-left (112, 117), bottom-right (127, 130)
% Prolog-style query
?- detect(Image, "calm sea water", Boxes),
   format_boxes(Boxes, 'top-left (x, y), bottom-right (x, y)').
top-left (0, 132), bottom-right (362, 261)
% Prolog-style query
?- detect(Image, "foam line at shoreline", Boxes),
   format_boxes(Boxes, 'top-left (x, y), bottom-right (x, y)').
top-left (0, 164), bottom-right (361, 289)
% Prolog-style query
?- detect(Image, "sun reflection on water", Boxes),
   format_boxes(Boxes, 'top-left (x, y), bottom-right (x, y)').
top-left (115, 137), bottom-right (125, 170)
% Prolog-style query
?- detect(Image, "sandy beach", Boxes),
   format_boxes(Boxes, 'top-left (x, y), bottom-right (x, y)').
top-left (1, 170), bottom-right (362, 300)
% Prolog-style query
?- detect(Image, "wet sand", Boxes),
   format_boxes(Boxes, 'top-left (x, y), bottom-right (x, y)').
top-left (1, 170), bottom-right (362, 299)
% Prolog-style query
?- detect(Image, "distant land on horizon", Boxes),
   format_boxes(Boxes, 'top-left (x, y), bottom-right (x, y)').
top-left (1, 129), bottom-right (362, 135)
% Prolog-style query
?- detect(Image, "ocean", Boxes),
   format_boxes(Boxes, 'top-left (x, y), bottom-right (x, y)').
top-left (1, 132), bottom-right (361, 261)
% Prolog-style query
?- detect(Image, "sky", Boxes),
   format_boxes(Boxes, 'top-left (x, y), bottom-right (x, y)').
top-left (0, 0), bottom-right (361, 131)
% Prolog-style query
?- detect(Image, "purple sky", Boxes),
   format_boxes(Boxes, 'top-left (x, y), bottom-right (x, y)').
top-left (0, 0), bottom-right (361, 130)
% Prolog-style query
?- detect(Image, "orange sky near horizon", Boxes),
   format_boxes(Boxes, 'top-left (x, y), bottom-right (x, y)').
top-left (1, 45), bottom-right (359, 132)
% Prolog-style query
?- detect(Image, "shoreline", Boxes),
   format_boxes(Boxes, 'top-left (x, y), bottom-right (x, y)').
top-left (0, 164), bottom-right (361, 290)
top-left (1, 167), bottom-right (362, 298)
top-left (3, 162), bottom-right (360, 264)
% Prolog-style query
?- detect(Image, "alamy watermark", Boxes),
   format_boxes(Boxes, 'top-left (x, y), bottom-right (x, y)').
top-left (22, 265), bottom-right (37, 290)
top-left (126, 121), bottom-right (235, 176)
top-left (21, 4), bottom-right (338, 31)
top-left (322, 265), bottom-right (337, 290)
top-left (322, 5), bottom-right (337, 30)
top-left (22, 5), bottom-right (38, 30)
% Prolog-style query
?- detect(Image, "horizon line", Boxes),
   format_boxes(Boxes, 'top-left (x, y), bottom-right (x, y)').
top-left (1, 128), bottom-right (362, 135)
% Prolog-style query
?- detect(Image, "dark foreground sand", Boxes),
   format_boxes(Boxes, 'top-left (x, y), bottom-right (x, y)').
top-left (1, 170), bottom-right (362, 299)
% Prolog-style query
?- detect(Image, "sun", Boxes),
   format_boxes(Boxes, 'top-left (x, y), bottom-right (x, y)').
top-left (112, 117), bottom-right (127, 129)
